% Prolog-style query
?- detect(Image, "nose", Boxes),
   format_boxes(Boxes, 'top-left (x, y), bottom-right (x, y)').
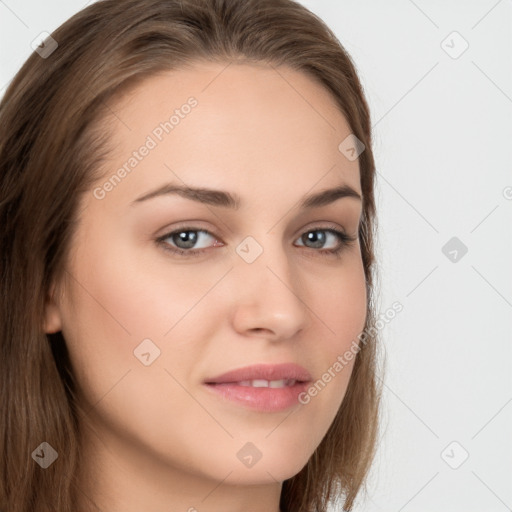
top-left (230, 239), bottom-right (312, 341)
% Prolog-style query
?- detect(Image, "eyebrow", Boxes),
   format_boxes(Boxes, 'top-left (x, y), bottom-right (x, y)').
top-left (131, 182), bottom-right (362, 209)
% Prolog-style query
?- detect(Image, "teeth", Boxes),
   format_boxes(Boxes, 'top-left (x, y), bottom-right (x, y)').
top-left (269, 379), bottom-right (289, 388)
top-left (237, 379), bottom-right (296, 388)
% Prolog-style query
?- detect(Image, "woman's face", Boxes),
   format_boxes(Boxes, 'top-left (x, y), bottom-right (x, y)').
top-left (45, 61), bottom-right (367, 506)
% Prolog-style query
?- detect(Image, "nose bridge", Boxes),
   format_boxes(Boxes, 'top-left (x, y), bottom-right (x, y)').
top-left (230, 231), bottom-right (310, 338)
top-left (235, 231), bottom-right (292, 287)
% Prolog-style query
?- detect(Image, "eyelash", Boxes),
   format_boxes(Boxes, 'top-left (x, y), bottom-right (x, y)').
top-left (156, 224), bottom-right (358, 259)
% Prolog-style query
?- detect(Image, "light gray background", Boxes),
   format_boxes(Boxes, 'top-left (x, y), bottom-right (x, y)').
top-left (1, 1), bottom-right (511, 511)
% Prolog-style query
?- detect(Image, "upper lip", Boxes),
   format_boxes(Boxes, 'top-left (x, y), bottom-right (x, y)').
top-left (204, 363), bottom-right (313, 384)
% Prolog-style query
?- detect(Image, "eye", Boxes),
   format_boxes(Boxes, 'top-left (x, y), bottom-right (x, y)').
top-left (295, 228), bottom-right (356, 256)
top-left (156, 225), bottom-right (357, 258)
top-left (157, 228), bottom-right (220, 256)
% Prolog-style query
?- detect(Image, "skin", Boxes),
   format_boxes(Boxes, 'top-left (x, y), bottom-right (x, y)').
top-left (44, 61), bottom-right (367, 512)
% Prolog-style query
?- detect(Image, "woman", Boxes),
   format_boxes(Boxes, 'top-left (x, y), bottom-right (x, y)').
top-left (0, 0), bottom-right (382, 510)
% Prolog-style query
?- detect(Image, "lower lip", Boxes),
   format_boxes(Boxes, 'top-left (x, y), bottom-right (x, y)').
top-left (203, 382), bottom-right (310, 412)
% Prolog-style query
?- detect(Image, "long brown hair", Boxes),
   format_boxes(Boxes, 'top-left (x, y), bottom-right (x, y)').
top-left (0, 1), bottom-right (382, 510)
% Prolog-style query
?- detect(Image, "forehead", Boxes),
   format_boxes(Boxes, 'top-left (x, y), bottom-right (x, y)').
top-left (94, 61), bottom-right (362, 206)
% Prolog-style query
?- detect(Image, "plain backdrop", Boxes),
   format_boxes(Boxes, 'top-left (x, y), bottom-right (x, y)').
top-left (1, 1), bottom-right (511, 511)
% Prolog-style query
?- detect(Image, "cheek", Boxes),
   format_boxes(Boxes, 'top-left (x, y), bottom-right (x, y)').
top-left (59, 232), bottom-right (228, 404)
top-left (317, 252), bottom-right (368, 349)
top-left (298, 254), bottom-right (367, 421)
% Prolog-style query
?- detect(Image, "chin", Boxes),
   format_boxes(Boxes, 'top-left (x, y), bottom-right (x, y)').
top-left (229, 449), bottom-right (312, 485)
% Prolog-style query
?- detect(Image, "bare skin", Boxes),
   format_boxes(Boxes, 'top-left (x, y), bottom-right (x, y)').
top-left (44, 61), bottom-right (367, 512)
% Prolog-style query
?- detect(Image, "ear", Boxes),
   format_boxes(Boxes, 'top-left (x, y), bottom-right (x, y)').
top-left (43, 280), bottom-right (63, 334)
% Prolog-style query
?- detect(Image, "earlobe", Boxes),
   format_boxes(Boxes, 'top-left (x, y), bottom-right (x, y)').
top-left (43, 282), bottom-right (63, 334)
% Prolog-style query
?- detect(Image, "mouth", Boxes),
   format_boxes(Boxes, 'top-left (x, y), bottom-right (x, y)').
top-left (204, 362), bottom-right (312, 385)
top-left (221, 378), bottom-right (300, 388)
top-left (203, 363), bottom-right (312, 412)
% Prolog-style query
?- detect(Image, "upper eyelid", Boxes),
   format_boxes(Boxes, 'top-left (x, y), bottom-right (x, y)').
top-left (158, 222), bottom-right (350, 240)
top-left (157, 223), bottom-right (354, 250)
